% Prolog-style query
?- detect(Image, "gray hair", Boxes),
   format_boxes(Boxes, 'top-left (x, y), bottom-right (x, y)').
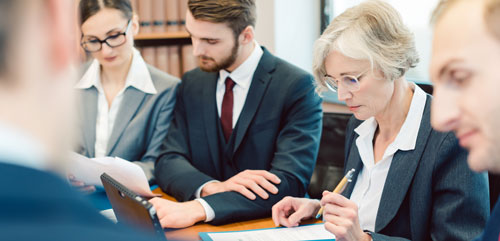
top-left (313, 0), bottom-right (419, 93)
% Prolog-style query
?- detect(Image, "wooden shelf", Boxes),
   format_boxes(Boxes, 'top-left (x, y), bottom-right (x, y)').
top-left (135, 31), bottom-right (190, 40)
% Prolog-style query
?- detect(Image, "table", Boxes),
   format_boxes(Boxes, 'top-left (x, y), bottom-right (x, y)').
top-left (151, 188), bottom-right (322, 241)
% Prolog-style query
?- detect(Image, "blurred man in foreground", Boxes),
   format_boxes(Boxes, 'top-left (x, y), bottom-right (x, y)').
top-left (431, 0), bottom-right (500, 239)
top-left (0, 1), bottom-right (161, 240)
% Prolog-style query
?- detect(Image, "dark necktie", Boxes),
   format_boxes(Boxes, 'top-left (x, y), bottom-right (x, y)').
top-left (221, 77), bottom-right (236, 141)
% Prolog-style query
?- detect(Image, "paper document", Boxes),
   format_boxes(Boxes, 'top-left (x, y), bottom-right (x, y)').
top-left (199, 223), bottom-right (335, 241)
top-left (67, 152), bottom-right (159, 198)
top-left (100, 209), bottom-right (117, 223)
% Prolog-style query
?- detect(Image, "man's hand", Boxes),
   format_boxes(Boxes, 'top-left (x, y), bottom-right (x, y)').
top-left (272, 196), bottom-right (321, 227)
top-left (149, 198), bottom-right (206, 228)
top-left (201, 170), bottom-right (281, 200)
top-left (68, 174), bottom-right (96, 194)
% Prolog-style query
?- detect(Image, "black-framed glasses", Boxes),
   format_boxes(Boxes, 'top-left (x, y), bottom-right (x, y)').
top-left (81, 19), bottom-right (132, 52)
top-left (323, 69), bottom-right (368, 92)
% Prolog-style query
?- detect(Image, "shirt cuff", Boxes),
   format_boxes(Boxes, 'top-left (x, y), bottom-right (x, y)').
top-left (194, 180), bottom-right (220, 198)
top-left (196, 198), bottom-right (215, 222)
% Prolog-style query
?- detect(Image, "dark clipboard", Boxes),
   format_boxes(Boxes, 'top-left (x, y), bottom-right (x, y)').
top-left (100, 172), bottom-right (166, 240)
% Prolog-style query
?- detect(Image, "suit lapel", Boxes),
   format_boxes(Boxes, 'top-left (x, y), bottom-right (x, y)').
top-left (343, 142), bottom-right (363, 198)
top-left (106, 87), bottom-right (147, 155)
top-left (374, 96), bottom-right (433, 232)
top-left (202, 72), bottom-right (222, 176)
top-left (81, 88), bottom-right (98, 157)
top-left (232, 49), bottom-right (275, 154)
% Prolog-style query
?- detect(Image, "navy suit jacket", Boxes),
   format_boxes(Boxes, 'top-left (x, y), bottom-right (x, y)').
top-left (155, 47), bottom-right (323, 225)
top-left (474, 197), bottom-right (500, 241)
top-left (0, 162), bottom-right (161, 241)
top-left (342, 95), bottom-right (490, 241)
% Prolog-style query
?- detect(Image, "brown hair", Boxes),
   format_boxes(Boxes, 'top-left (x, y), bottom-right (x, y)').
top-left (432, 0), bottom-right (500, 40)
top-left (188, 0), bottom-right (256, 37)
top-left (79, 0), bottom-right (133, 25)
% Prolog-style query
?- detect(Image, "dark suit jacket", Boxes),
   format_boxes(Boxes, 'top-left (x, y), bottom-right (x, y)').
top-left (155, 47), bottom-right (323, 225)
top-left (342, 95), bottom-right (489, 241)
top-left (474, 197), bottom-right (500, 241)
top-left (0, 162), bottom-right (161, 241)
top-left (77, 64), bottom-right (179, 182)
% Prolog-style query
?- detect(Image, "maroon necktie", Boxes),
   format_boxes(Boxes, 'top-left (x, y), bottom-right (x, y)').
top-left (221, 77), bottom-right (236, 141)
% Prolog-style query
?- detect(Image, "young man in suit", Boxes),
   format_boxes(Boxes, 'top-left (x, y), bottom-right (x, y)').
top-left (0, 1), bottom-right (162, 240)
top-left (151, 0), bottom-right (323, 228)
top-left (431, 0), bottom-right (500, 240)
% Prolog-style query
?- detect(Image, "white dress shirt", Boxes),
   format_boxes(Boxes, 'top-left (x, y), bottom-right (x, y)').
top-left (196, 41), bottom-right (264, 222)
top-left (350, 83), bottom-right (427, 232)
top-left (0, 121), bottom-right (47, 170)
top-left (75, 48), bottom-right (157, 158)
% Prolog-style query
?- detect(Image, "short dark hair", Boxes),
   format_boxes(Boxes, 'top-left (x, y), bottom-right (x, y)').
top-left (79, 0), bottom-right (133, 25)
top-left (188, 0), bottom-right (256, 37)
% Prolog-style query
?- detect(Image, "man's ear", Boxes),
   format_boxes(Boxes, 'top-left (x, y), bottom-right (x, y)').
top-left (47, 0), bottom-right (76, 71)
top-left (239, 25), bottom-right (255, 45)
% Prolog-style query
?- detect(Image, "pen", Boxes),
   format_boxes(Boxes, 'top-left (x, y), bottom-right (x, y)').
top-left (315, 168), bottom-right (355, 219)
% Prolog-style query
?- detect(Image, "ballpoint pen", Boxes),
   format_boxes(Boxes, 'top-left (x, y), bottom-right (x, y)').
top-left (315, 168), bottom-right (355, 219)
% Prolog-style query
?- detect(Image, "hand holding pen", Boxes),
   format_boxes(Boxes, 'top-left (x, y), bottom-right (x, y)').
top-left (315, 168), bottom-right (355, 219)
top-left (270, 168), bottom-right (356, 228)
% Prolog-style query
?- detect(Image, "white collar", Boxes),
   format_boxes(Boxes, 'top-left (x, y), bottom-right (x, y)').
top-left (218, 41), bottom-right (264, 89)
top-left (0, 121), bottom-right (47, 170)
top-left (355, 82), bottom-right (427, 151)
top-left (75, 48), bottom-right (157, 94)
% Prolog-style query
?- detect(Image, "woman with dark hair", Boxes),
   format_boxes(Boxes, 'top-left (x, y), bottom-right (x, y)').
top-left (71, 0), bottom-right (179, 192)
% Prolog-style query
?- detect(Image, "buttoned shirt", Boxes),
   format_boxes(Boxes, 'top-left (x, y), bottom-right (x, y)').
top-left (75, 48), bottom-right (157, 158)
top-left (350, 83), bottom-right (427, 231)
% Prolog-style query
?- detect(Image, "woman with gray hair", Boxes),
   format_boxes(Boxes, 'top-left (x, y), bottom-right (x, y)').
top-left (272, 0), bottom-right (489, 240)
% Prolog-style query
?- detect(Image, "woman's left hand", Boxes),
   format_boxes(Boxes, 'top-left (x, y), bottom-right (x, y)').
top-left (320, 191), bottom-right (372, 241)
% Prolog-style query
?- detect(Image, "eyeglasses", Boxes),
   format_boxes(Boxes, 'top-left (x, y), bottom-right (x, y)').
top-left (322, 69), bottom-right (368, 92)
top-left (81, 19), bottom-right (132, 52)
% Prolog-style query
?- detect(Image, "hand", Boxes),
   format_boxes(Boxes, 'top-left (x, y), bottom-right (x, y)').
top-left (272, 196), bottom-right (321, 227)
top-left (321, 191), bottom-right (371, 241)
top-left (68, 174), bottom-right (96, 194)
top-left (149, 198), bottom-right (206, 228)
top-left (201, 170), bottom-right (281, 200)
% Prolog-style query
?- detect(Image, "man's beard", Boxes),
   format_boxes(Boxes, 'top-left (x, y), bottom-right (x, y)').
top-left (198, 40), bottom-right (239, 72)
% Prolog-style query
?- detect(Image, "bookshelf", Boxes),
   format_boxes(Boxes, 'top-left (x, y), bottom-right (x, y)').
top-left (134, 31), bottom-right (191, 47)
top-left (132, 0), bottom-right (195, 77)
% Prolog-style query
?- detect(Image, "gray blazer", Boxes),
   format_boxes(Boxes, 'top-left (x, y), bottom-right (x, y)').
top-left (342, 94), bottom-right (490, 241)
top-left (77, 64), bottom-right (179, 183)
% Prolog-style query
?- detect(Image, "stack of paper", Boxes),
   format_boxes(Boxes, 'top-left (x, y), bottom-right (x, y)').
top-left (199, 223), bottom-right (335, 241)
top-left (67, 152), bottom-right (159, 198)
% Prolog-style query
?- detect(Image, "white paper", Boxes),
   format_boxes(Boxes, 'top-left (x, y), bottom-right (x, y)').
top-left (204, 223), bottom-right (335, 241)
top-left (100, 208), bottom-right (117, 223)
top-left (67, 152), bottom-right (159, 198)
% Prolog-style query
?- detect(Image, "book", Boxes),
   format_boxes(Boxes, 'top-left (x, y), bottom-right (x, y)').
top-left (142, 47), bottom-right (156, 66)
top-left (178, 0), bottom-right (188, 31)
top-left (181, 44), bottom-right (197, 73)
top-left (138, 0), bottom-right (153, 33)
top-left (156, 46), bottom-right (169, 73)
top-left (152, 0), bottom-right (165, 33)
top-left (166, 0), bottom-right (180, 32)
top-left (168, 46), bottom-right (181, 77)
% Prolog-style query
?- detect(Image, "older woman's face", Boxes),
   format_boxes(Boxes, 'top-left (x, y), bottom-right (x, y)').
top-left (430, 0), bottom-right (500, 173)
top-left (324, 50), bottom-right (394, 120)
